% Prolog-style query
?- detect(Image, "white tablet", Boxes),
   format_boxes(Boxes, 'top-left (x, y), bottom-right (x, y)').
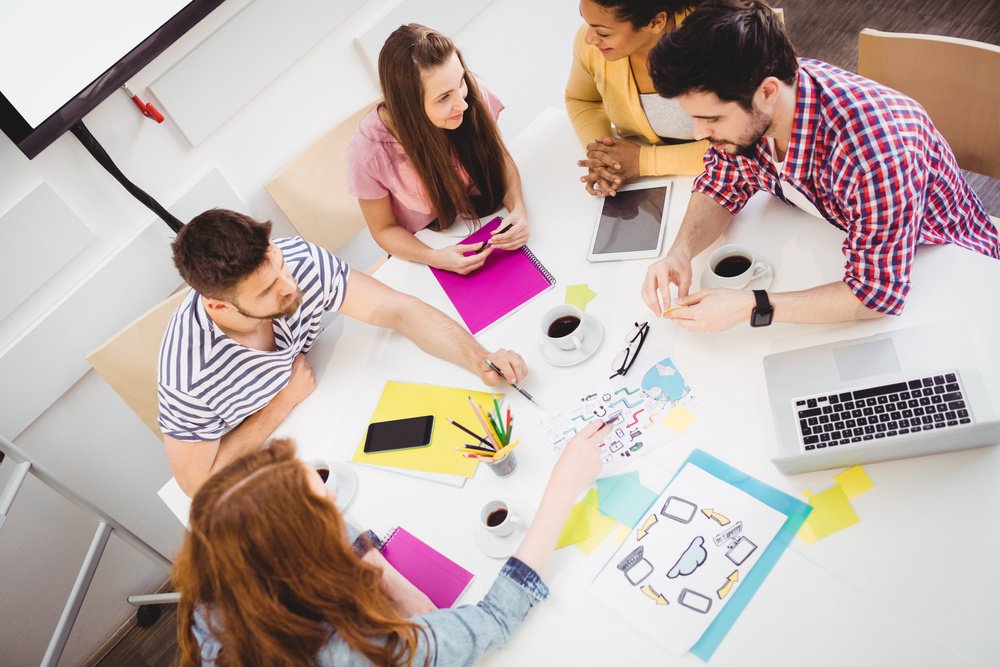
top-left (587, 179), bottom-right (672, 262)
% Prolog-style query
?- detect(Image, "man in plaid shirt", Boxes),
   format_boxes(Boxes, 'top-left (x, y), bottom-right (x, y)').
top-left (638, 0), bottom-right (998, 332)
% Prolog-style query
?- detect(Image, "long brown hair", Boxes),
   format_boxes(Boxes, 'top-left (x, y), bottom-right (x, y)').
top-left (173, 439), bottom-right (424, 666)
top-left (378, 24), bottom-right (510, 229)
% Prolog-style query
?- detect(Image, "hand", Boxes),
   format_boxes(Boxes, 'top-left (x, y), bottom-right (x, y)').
top-left (578, 136), bottom-right (641, 197)
top-left (488, 210), bottom-right (529, 250)
top-left (432, 243), bottom-right (494, 275)
top-left (275, 353), bottom-right (315, 408)
top-left (642, 252), bottom-right (693, 316)
top-left (480, 348), bottom-right (527, 386)
top-left (668, 288), bottom-right (756, 334)
top-left (373, 552), bottom-right (438, 617)
top-left (549, 420), bottom-right (609, 497)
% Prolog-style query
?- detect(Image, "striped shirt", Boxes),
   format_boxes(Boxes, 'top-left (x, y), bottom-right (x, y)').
top-left (157, 237), bottom-right (350, 442)
top-left (694, 58), bottom-right (999, 315)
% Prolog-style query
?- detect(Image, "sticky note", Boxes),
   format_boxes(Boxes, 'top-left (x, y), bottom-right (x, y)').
top-left (663, 405), bottom-right (697, 434)
top-left (576, 505), bottom-right (619, 555)
top-left (802, 484), bottom-right (859, 540)
top-left (565, 284), bottom-right (597, 311)
top-left (556, 489), bottom-right (597, 549)
top-left (834, 466), bottom-right (874, 499)
top-left (796, 521), bottom-right (818, 545)
top-left (610, 523), bottom-right (631, 546)
top-left (597, 472), bottom-right (658, 527)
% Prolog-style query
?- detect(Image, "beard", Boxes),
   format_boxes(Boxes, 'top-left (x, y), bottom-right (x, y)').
top-left (233, 290), bottom-right (303, 320)
top-left (710, 107), bottom-right (772, 157)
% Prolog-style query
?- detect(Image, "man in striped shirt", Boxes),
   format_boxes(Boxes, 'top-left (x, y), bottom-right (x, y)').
top-left (640, 0), bottom-right (999, 332)
top-left (159, 209), bottom-right (527, 495)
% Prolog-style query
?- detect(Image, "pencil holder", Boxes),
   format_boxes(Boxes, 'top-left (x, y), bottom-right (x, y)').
top-left (484, 449), bottom-right (517, 477)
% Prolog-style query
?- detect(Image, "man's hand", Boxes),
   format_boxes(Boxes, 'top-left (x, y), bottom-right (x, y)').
top-left (274, 352), bottom-right (315, 408)
top-left (432, 244), bottom-right (494, 275)
top-left (578, 136), bottom-right (641, 197)
top-left (480, 348), bottom-right (528, 386)
top-left (642, 252), bottom-right (694, 316)
top-left (667, 288), bottom-right (756, 333)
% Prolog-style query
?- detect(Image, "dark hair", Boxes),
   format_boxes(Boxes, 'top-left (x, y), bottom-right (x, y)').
top-left (378, 24), bottom-right (510, 229)
top-left (172, 209), bottom-right (272, 299)
top-left (649, 0), bottom-right (797, 109)
top-left (592, 0), bottom-right (701, 28)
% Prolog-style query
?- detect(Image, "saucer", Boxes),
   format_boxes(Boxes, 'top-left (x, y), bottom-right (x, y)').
top-left (700, 261), bottom-right (774, 291)
top-left (473, 517), bottom-right (529, 559)
top-left (330, 462), bottom-right (358, 511)
top-left (539, 314), bottom-right (604, 367)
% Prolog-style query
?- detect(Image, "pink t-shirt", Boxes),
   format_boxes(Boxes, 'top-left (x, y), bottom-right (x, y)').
top-left (346, 79), bottom-right (505, 233)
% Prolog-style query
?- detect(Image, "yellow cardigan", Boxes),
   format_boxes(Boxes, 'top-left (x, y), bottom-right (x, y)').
top-left (564, 12), bottom-right (708, 177)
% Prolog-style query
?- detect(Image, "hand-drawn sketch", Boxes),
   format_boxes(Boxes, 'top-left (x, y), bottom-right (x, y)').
top-left (713, 521), bottom-right (743, 547)
top-left (641, 357), bottom-right (691, 403)
top-left (641, 584), bottom-right (669, 605)
top-left (667, 536), bottom-right (708, 578)
top-left (701, 508), bottom-right (730, 525)
top-left (636, 514), bottom-right (658, 540)
top-left (678, 588), bottom-right (713, 614)
top-left (716, 570), bottom-right (739, 599)
top-left (725, 536), bottom-right (757, 566)
top-left (661, 496), bottom-right (697, 523)
top-left (618, 545), bottom-right (654, 585)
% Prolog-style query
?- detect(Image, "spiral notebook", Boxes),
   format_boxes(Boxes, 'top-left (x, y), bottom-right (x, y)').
top-left (378, 527), bottom-right (475, 608)
top-left (430, 216), bottom-right (556, 335)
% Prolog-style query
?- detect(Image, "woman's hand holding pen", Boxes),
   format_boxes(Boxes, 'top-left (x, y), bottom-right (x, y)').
top-left (480, 349), bottom-right (527, 386)
top-left (432, 243), bottom-right (494, 274)
top-left (488, 210), bottom-right (529, 250)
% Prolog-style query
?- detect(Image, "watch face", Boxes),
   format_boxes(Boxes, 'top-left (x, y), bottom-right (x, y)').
top-left (751, 308), bottom-right (773, 327)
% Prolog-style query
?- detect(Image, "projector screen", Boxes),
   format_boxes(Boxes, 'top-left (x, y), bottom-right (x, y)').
top-left (0, 0), bottom-right (223, 158)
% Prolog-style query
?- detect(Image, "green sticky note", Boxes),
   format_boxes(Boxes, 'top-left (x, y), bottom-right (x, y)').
top-left (596, 472), bottom-right (658, 527)
top-left (803, 484), bottom-right (860, 540)
top-left (834, 466), bottom-right (874, 499)
top-left (556, 489), bottom-right (597, 549)
top-left (565, 284), bottom-right (597, 311)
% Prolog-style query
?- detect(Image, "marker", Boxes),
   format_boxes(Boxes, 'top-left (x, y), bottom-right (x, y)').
top-left (485, 359), bottom-right (540, 406)
top-left (597, 409), bottom-right (623, 428)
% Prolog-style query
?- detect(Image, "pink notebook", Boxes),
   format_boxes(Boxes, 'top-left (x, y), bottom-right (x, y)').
top-left (378, 527), bottom-right (475, 608)
top-left (429, 216), bottom-right (556, 335)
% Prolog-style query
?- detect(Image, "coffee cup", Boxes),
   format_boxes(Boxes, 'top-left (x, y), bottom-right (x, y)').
top-left (707, 244), bottom-right (768, 289)
top-left (307, 459), bottom-right (339, 497)
top-left (541, 305), bottom-right (586, 351)
top-left (481, 500), bottom-right (519, 537)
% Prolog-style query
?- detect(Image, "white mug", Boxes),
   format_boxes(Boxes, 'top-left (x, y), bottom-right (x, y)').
top-left (307, 459), bottom-right (339, 497)
top-left (481, 500), bottom-right (519, 538)
top-left (707, 244), bottom-right (768, 289)
top-left (541, 304), bottom-right (586, 351)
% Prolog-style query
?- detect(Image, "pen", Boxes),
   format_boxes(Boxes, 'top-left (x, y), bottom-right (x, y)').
top-left (596, 409), bottom-right (622, 428)
top-left (484, 359), bottom-right (540, 406)
top-left (453, 444), bottom-right (496, 454)
top-left (475, 222), bottom-right (514, 253)
top-left (448, 419), bottom-right (496, 450)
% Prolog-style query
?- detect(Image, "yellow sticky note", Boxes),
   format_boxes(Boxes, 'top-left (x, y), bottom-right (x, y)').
top-left (556, 489), bottom-right (598, 549)
top-left (834, 466), bottom-right (874, 499)
top-left (797, 521), bottom-right (818, 545)
top-left (565, 284), bottom-right (597, 311)
top-left (803, 484), bottom-right (860, 540)
top-left (663, 405), bottom-right (697, 433)
top-left (576, 508), bottom-right (618, 555)
top-left (610, 523), bottom-right (631, 546)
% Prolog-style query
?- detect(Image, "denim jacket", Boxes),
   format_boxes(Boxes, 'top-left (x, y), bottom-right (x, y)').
top-left (192, 551), bottom-right (549, 666)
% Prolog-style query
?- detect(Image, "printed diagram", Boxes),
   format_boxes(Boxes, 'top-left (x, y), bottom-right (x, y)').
top-left (540, 357), bottom-right (695, 468)
top-left (678, 588), bottom-right (713, 614)
top-left (617, 545), bottom-right (654, 586)
top-left (701, 508), bottom-right (730, 526)
top-left (716, 571), bottom-right (739, 599)
top-left (667, 536), bottom-right (708, 578)
top-left (641, 584), bottom-right (669, 605)
top-left (661, 496), bottom-right (697, 524)
top-left (636, 514), bottom-right (658, 540)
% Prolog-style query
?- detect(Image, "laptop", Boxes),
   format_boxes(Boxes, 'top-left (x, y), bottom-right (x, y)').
top-left (764, 322), bottom-right (1000, 474)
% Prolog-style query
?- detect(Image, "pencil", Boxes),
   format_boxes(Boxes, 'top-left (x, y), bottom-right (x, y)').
top-left (485, 411), bottom-right (505, 446)
top-left (492, 396), bottom-right (505, 442)
top-left (452, 444), bottom-right (496, 454)
top-left (468, 396), bottom-right (501, 448)
top-left (448, 419), bottom-right (495, 450)
top-left (462, 452), bottom-right (493, 460)
top-left (492, 438), bottom-right (521, 459)
top-left (505, 407), bottom-right (512, 437)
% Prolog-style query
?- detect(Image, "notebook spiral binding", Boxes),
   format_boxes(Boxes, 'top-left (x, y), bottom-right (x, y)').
top-left (522, 246), bottom-right (556, 285)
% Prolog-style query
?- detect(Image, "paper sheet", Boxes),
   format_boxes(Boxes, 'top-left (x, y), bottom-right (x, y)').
top-left (597, 472), bottom-right (658, 527)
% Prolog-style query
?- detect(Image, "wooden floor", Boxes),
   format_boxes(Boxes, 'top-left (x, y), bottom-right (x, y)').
top-left (91, 2), bottom-right (999, 666)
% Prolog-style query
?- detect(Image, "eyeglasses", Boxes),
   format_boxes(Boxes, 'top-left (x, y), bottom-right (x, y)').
top-left (610, 321), bottom-right (649, 379)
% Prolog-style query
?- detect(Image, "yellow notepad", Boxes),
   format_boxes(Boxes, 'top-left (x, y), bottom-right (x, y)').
top-left (352, 381), bottom-right (500, 477)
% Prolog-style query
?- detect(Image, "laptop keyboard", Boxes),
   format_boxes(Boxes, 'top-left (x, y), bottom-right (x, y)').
top-left (793, 371), bottom-right (973, 452)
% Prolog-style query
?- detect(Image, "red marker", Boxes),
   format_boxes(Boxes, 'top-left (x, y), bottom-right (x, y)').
top-left (122, 84), bottom-right (164, 123)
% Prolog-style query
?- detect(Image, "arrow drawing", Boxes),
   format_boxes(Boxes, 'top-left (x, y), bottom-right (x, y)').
top-left (641, 584), bottom-right (669, 605)
top-left (701, 508), bottom-right (730, 526)
top-left (626, 409), bottom-right (645, 427)
top-left (716, 570), bottom-right (739, 599)
top-left (572, 413), bottom-right (596, 423)
top-left (614, 387), bottom-right (640, 395)
top-left (608, 396), bottom-right (642, 409)
top-left (636, 514), bottom-right (658, 540)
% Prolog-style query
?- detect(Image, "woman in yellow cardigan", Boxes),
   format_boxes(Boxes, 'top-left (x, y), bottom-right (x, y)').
top-left (567, 0), bottom-right (708, 196)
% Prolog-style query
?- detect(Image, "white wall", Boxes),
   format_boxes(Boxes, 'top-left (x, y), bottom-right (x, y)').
top-left (0, 1), bottom-right (580, 664)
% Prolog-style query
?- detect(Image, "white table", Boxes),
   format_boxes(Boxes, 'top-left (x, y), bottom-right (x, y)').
top-left (169, 108), bottom-right (1000, 666)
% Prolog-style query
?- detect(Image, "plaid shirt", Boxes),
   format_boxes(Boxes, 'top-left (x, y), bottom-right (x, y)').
top-left (694, 58), bottom-right (999, 315)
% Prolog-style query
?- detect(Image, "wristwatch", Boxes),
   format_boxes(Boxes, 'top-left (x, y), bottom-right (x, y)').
top-left (751, 289), bottom-right (773, 327)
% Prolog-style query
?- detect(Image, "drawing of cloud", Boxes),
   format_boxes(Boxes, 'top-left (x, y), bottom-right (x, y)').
top-left (666, 536), bottom-right (708, 578)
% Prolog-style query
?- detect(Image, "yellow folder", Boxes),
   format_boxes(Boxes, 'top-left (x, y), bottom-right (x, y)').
top-left (351, 381), bottom-right (500, 477)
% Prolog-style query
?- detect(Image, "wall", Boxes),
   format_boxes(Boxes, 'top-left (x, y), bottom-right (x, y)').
top-left (0, 1), bottom-right (580, 664)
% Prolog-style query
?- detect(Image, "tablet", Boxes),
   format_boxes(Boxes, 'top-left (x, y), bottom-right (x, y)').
top-left (587, 179), bottom-right (672, 262)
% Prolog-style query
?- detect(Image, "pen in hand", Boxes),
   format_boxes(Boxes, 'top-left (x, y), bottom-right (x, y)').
top-left (475, 222), bottom-right (514, 253)
top-left (484, 359), bottom-right (540, 407)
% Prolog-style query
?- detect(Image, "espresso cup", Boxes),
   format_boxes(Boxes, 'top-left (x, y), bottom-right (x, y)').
top-left (307, 459), bottom-right (339, 497)
top-left (481, 500), bottom-right (519, 537)
top-left (541, 305), bottom-right (586, 351)
top-left (707, 244), bottom-right (768, 289)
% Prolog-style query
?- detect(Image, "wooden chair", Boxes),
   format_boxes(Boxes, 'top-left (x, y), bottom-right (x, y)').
top-left (86, 288), bottom-right (190, 440)
top-left (266, 100), bottom-right (383, 270)
top-left (858, 29), bottom-right (1000, 181)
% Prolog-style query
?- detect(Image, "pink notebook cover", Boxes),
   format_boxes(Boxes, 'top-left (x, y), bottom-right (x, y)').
top-left (378, 527), bottom-right (475, 608)
top-left (429, 217), bottom-right (556, 335)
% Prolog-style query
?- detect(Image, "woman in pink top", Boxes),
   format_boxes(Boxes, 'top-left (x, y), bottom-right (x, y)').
top-left (346, 24), bottom-right (529, 275)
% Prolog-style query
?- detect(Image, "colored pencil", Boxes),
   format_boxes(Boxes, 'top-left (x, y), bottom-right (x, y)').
top-left (448, 419), bottom-right (495, 450)
top-left (492, 438), bottom-right (521, 459)
top-left (468, 396), bottom-right (500, 448)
